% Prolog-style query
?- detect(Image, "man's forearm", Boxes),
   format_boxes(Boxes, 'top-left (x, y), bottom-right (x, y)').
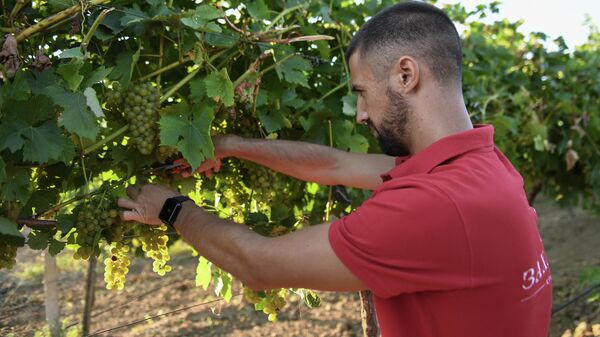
top-left (221, 136), bottom-right (344, 186)
top-left (172, 201), bottom-right (264, 287)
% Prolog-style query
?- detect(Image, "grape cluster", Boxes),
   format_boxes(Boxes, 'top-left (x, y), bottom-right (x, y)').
top-left (139, 224), bottom-right (172, 276)
top-left (0, 237), bottom-right (17, 270)
top-left (104, 243), bottom-right (131, 290)
top-left (74, 200), bottom-right (122, 260)
top-left (106, 82), bottom-right (161, 155)
top-left (243, 288), bottom-right (287, 321)
top-left (244, 162), bottom-right (278, 205)
top-left (157, 145), bottom-right (179, 163)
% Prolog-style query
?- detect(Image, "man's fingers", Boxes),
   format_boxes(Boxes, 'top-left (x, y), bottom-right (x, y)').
top-left (117, 197), bottom-right (139, 210)
top-left (121, 210), bottom-right (143, 222)
top-left (213, 159), bottom-right (222, 172)
top-left (126, 186), bottom-right (140, 199)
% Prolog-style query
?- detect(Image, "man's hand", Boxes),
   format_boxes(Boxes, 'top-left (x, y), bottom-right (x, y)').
top-left (118, 185), bottom-right (178, 225)
top-left (173, 134), bottom-right (235, 178)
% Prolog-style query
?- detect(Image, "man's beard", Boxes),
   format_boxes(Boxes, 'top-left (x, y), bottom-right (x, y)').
top-left (368, 87), bottom-right (411, 157)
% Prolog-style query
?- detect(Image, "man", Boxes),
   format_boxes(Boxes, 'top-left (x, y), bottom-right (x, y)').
top-left (118, 2), bottom-right (552, 336)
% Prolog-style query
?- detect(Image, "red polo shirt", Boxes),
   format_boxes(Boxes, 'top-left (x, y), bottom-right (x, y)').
top-left (329, 125), bottom-right (552, 337)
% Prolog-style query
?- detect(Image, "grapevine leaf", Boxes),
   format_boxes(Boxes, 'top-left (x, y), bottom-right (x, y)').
top-left (84, 87), bottom-right (104, 118)
top-left (120, 8), bottom-right (150, 26)
top-left (22, 121), bottom-right (67, 164)
top-left (0, 217), bottom-right (23, 243)
top-left (246, 0), bottom-right (270, 20)
top-left (195, 256), bottom-right (212, 290)
top-left (1, 168), bottom-right (31, 202)
top-left (257, 109), bottom-right (292, 133)
top-left (214, 271), bottom-right (233, 302)
top-left (159, 102), bottom-right (215, 171)
top-left (342, 94), bottom-right (357, 116)
top-left (0, 156), bottom-right (5, 184)
top-left (56, 213), bottom-right (76, 235)
top-left (26, 69), bottom-right (58, 95)
top-left (109, 49), bottom-right (141, 87)
top-left (0, 119), bottom-right (28, 152)
top-left (20, 189), bottom-right (59, 218)
top-left (304, 290), bottom-right (321, 308)
top-left (48, 0), bottom-right (75, 11)
top-left (27, 230), bottom-right (51, 250)
top-left (189, 77), bottom-right (206, 103)
top-left (181, 5), bottom-right (223, 32)
top-left (333, 120), bottom-right (369, 153)
top-left (0, 85), bottom-right (4, 110)
top-left (204, 68), bottom-right (234, 107)
top-left (4, 70), bottom-right (30, 100)
top-left (83, 66), bottom-right (113, 87)
top-left (57, 59), bottom-right (84, 91)
top-left (275, 56), bottom-right (311, 87)
top-left (270, 203), bottom-right (290, 222)
top-left (59, 47), bottom-right (84, 60)
top-left (48, 239), bottom-right (66, 256)
top-left (44, 85), bottom-right (99, 141)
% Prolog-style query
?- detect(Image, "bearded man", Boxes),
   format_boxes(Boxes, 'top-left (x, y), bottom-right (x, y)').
top-left (118, 2), bottom-right (552, 336)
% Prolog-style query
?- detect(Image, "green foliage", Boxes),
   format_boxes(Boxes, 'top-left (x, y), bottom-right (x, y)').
top-left (0, 0), bottom-right (599, 319)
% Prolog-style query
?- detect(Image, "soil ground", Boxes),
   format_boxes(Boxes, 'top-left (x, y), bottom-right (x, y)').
top-left (0, 196), bottom-right (599, 337)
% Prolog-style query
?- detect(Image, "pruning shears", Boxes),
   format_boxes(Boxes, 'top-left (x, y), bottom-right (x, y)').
top-left (141, 160), bottom-right (188, 175)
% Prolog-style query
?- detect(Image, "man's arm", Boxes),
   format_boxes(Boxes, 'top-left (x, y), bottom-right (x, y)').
top-left (209, 135), bottom-right (394, 191)
top-left (119, 185), bottom-right (367, 291)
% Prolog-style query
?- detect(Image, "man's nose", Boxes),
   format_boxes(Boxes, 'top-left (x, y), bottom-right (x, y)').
top-left (356, 110), bottom-right (369, 124)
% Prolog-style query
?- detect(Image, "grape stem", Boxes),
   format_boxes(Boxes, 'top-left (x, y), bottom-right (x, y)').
top-left (83, 124), bottom-right (130, 156)
top-left (324, 120), bottom-right (334, 222)
top-left (81, 7), bottom-right (114, 53)
top-left (9, 0), bottom-right (30, 20)
top-left (15, 0), bottom-right (111, 42)
top-left (263, 4), bottom-right (305, 32)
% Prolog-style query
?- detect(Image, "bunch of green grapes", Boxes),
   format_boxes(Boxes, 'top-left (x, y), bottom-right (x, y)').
top-left (104, 243), bottom-right (131, 290)
top-left (74, 203), bottom-right (103, 260)
top-left (157, 145), bottom-right (179, 163)
top-left (243, 287), bottom-right (287, 321)
top-left (138, 224), bottom-right (172, 276)
top-left (0, 236), bottom-right (18, 270)
top-left (106, 82), bottom-right (161, 155)
top-left (243, 162), bottom-right (278, 205)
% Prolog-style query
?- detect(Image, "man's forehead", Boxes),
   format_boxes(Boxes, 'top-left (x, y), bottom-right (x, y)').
top-left (348, 52), bottom-right (375, 87)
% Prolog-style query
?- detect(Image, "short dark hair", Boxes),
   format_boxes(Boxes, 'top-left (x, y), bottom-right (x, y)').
top-left (346, 1), bottom-right (462, 86)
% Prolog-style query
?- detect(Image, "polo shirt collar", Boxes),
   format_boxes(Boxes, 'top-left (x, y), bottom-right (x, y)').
top-left (380, 124), bottom-right (495, 181)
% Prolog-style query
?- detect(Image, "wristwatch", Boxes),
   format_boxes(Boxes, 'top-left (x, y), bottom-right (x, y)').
top-left (159, 196), bottom-right (192, 226)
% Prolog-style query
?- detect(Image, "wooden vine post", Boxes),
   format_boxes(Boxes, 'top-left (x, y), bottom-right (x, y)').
top-left (43, 250), bottom-right (60, 337)
top-left (82, 256), bottom-right (97, 336)
top-left (360, 290), bottom-right (380, 337)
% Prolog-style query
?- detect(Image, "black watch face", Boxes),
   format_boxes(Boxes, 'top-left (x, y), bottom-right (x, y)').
top-left (160, 198), bottom-right (181, 225)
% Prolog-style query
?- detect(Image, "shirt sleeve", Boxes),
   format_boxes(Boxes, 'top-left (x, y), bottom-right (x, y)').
top-left (329, 181), bottom-right (472, 298)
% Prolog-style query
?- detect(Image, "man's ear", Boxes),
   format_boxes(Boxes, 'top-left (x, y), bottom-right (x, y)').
top-left (388, 56), bottom-right (420, 94)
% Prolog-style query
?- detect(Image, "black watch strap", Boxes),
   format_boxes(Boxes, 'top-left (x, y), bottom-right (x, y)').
top-left (159, 195), bottom-right (192, 226)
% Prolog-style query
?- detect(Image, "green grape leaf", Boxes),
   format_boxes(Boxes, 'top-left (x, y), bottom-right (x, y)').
top-left (304, 290), bottom-right (321, 308)
top-left (0, 119), bottom-right (28, 152)
top-left (204, 68), bottom-right (234, 107)
top-left (181, 5), bottom-right (223, 32)
top-left (83, 66), bottom-right (113, 87)
top-left (56, 213), bottom-right (76, 235)
top-left (84, 87), bottom-right (104, 117)
top-left (26, 69), bottom-right (58, 95)
top-left (48, 239), bottom-right (66, 256)
top-left (1, 169), bottom-right (31, 202)
top-left (0, 217), bottom-right (24, 243)
top-left (0, 156), bottom-right (6, 184)
top-left (159, 102), bottom-right (215, 171)
top-left (48, 0), bottom-right (76, 11)
top-left (22, 121), bottom-right (67, 164)
top-left (120, 8), bottom-right (150, 26)
top-left (246, 0), bottom-right (270, 20)
top-left (214, 271), bottom-right (233, 302)
top-left (57, 59), bottom-right (84, 91)
top-left (258, 109), bottom-right (292, 133)
top-left (58, 47), bottom-right (84, 60)
top-left (4, 70), bottom-right (30, 100)
top-left (195, 256), bottom-right (212, 290)
top-left (342, 94), bottom-right (357, 116)
top-left (109, 49), bottom-right (141, 87)
top-left (333, 120), bottom-right (369, 153)
top-left (44, 85), bottom-right (99, 141)
top-left (275, 55), bottom-right (311, 87)
top-left (27, 230), bottom-right (52, 250)
top-left (189, 77), bottom-right (206, 103)
top-left (270, 203), bottom-right (290, 222)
